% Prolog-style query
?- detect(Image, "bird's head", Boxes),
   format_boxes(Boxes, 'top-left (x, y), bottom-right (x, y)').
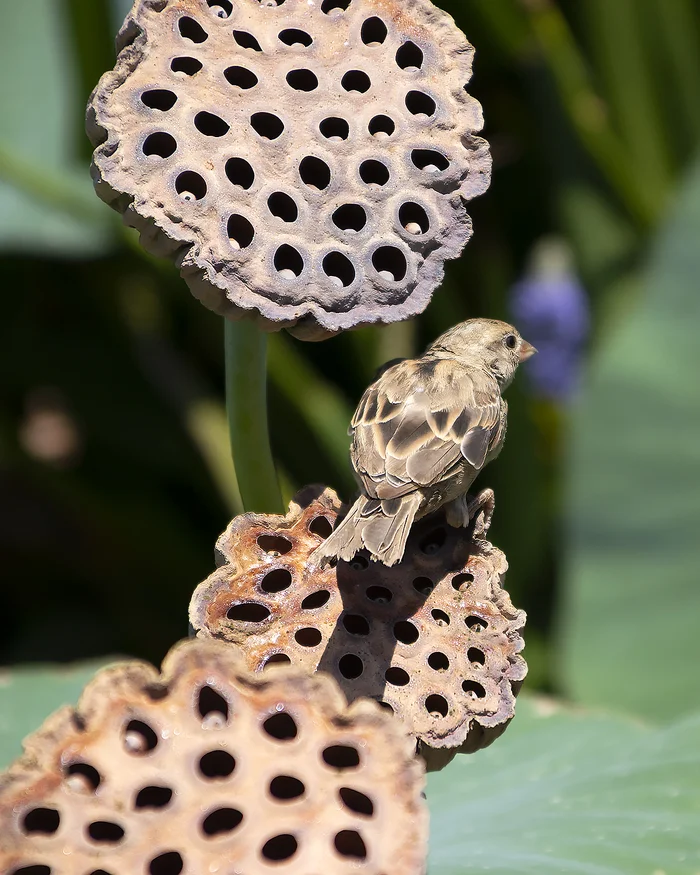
top-left (426, 318), bottom-right (537, 389)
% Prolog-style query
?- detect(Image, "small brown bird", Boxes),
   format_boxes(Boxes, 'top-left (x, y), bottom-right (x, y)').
top-left (313, 319), bottom-right (536, 567)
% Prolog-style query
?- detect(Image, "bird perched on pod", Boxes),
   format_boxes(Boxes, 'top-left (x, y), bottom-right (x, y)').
top-left (314, 319), bottom-right (536, 567)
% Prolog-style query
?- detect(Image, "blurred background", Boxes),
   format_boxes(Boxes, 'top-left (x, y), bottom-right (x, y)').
top-left (1, 0), bottom-right (699, 725)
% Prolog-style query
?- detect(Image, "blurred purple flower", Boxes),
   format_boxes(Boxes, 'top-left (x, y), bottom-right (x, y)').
top-left (510, 250), bottom-right (590, 401)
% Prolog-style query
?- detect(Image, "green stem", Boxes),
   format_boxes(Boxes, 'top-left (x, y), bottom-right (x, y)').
top-left (224, 319), bottom-right (283, 514)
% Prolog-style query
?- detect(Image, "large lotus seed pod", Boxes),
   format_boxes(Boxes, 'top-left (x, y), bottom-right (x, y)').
top-left (87, 0), bottom-right (491, 340)
top-left (0, 639), bottom-right (427, 875)
top-left (189, 486), bottom-right (527, 758)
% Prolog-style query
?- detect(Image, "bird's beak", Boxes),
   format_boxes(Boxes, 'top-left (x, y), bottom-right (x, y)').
top-left (519, 340), bottom-right (537, 362)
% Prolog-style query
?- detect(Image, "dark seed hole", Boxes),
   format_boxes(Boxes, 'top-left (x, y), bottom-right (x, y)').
top-left (425, 694), bottom-right (449, 717)
top-left (369, 114), bottom-right (395, 137)
top-left (171, 56), bottom-right (202, 75)
top-left (321, 0), bottom-right (352, 12)
top-left (178, 16), bottom-right (208, 42)
top-left (87, 821), bottom-right (125, 843)
top-left (361, 16), bottom-right (387, 45)
top-left (143, 132), bottom-right (177, 158)
top-left (350, 554), bottom-right (369, 570)
top-left (227, 214), bottom-right (255, 249)
top-left (338, 653), bottom-right (363, 678)
top-left (359, 159), bottom-right (389, 186)
top-left (234, 30), bottom-right (262, 51)
top-left (412, 576), bottom-right (433, 595)
top-left (141, 89), bottom-right (177, 111)
top-left (261, 568), bottom-right (292, 593)
top-left (323, 251), bottom-right (355, 287)
top-left (431, 609), bottom-right (450, 625)
top-left (411, 148), bottom-right (449, 172)
top-left (322, 744), bottom-right (360, 769)
top-left (310, 516), bottom-right (333, 538)
top-left (124, 719), bottom-right (158, 753)
top-left (342, 614), bottom-right (370, 635)
top-left (286, 69), bottom-right (318, 91)
top-left (202, 807), bottom-right (244, 837)
top-left (295, 627), bottom-right (322, 647)
top-left (12, 868), bottom-right (51, 875)
top-left (199, 750), bottom-right (236, 779)
top-left (400, 202), bottom-right (429, 234)
top-left (452, 572), bottom-right (474, 590)
top-left (227, 602), bottom-right (270, 621)
top-left (396, 40), bottom-right (424, 70)
top-left (66, 762), bottom-right (101, 791)
top-left (207, 0), bottom-right (233, 17)
top-left (339, 787), bottom-right (374, 816)
top-left (22, 808), bottom-right (60, 835)
top-left (468, 647), bottom-right (486, 665)
top-left (263, 653), bottom-right (291, 668)
top-left (376, 699), bottom-right (394, 713)
top-left (261, 834), bottom-right (298, 861)
top-left (176, 170), bottom-right (207, 200)
top-left (463, 680), bottom-right (487, 698)
top-left (270, 775), bottom-right (305, 800)
top-left (366, 584), bottom-right (392, 602)
top-left (302, 589), bottom-right (331, 609)
top-left (275, 244), bottom-right (304, 277)
top-left (198, 685), bottom-right (229, 722)
top-left (279, 28), bottom-right (312, 47)
top-left (385, 666), bottom-right (409, 686)
top-left (195, 111), bottom-right (229, 137)
top-left (224, 65), bottom-right (258, 88)
top-left (251, 111), bottom-right (284, 139)
top-left (320, 117), bottom-right (349, 140)
top-left (394, 620), bottom-right (419, 644)
top-left (428, 651), bottom-right (450, 671)
top-left (466, 615), bottom-right (488, 630)
top-left (342, 70), bottom-right (371, 93)
top-left (268, 191), bottom-right (298, 222)
top-left (263, 712), bottom-right (298, 740)
top-left (373, 246), bottom-right (407, 281)
top-left (300, 156), bottom-right (331, 190)
top-left (134, 786), bottom-right (173, 809)
top-left (332, 204), bottom-right (366, 232)
top-left (335, 830), bottom-right (367, 859)
top-left (420, 527), bottom-right (446, 553)
top-left (226, 156), bottom-right (255, 189)
top-left (258, 534), bottom-right (292, 554)
top-left (406, 90), bottom-right (436, 116)
top-left (149, 851), bottom-right (183, 875)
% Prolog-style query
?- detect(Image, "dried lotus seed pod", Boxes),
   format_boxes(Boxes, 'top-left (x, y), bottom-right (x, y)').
top-left (189, 486), bottom-right (527, 759)
top-left (87, 0), bottom-right (491, 340)
top-left (0, 638), bottom-right (427, 875)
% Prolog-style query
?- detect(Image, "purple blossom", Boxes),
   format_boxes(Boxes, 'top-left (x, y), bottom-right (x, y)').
top-left (510, 258), bottom-right (590, 401)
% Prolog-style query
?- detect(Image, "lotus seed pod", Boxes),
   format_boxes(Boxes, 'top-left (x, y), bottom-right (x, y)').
top-left (87, 0), bottom-right (491, 339)
top-left (0, 639), bottom-right (427, 874)
top-left (189, 486), bottom-right (527, 760)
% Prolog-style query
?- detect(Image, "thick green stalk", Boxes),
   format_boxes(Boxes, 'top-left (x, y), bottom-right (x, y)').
top-left (224, 319), bottom-right (283, 514)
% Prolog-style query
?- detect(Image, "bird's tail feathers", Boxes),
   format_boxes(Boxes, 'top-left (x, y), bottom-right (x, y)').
top-left (311, 492), bottom-right (422, 568)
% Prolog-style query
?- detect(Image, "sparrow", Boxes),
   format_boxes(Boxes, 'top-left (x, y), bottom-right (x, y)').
top-left (313, 319), bottom-right (536, 567)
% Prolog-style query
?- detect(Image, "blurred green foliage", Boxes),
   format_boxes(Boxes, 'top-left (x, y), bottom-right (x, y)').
top-left (1, 0), bottom-right (699, 722)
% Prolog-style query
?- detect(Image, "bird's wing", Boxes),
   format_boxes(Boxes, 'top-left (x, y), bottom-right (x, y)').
top-left (351, 358), bottom-right (503, 500)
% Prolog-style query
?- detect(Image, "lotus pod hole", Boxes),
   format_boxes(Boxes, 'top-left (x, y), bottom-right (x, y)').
top-left (0, 639), bottom-right (427, 874)
top-left (190, 487), bottom-right (527, 757)
top-left (87, 0), bottom-right (491, 340)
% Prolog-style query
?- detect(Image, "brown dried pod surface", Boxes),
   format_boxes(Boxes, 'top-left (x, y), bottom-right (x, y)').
top-left (87, 0), bottom-right (491, 340)
top-left (190, 486), bottom-right (527, 756)
top-left (0, 638), bottom-right (427, 875)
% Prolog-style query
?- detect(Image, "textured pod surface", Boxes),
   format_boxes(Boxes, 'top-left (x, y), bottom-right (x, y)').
top-left (0, 638), bottom-right (427, 874)
top-left (190, 487), bottom-right (527, 755)
top-left (87, 0), bottom-right (491, 339)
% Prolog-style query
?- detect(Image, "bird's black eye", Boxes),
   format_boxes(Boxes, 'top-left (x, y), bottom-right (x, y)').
top-left (505, 334), bottom-right (517, 349)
